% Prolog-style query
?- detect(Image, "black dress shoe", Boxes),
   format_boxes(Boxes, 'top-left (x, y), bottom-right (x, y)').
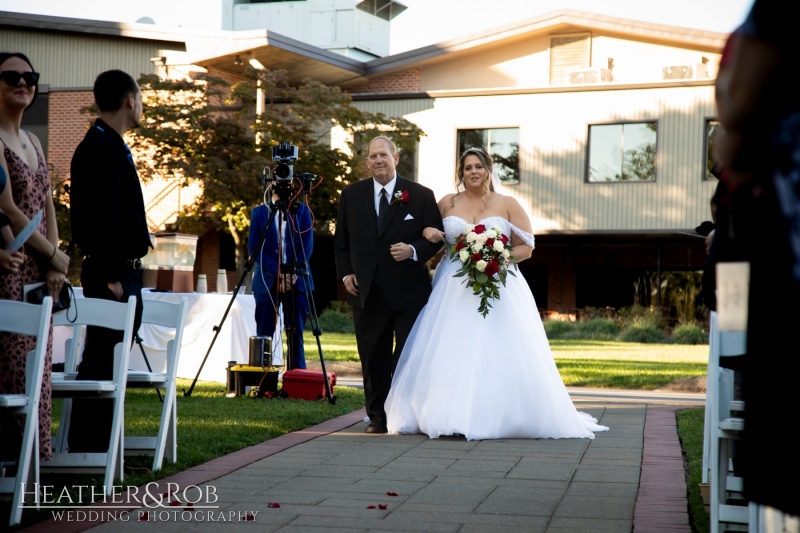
top-left (364, 422), bottom-right (388, 434)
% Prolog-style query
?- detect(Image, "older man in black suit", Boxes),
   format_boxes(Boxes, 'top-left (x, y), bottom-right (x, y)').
top-left (335, 135), bottom-right (443, 433)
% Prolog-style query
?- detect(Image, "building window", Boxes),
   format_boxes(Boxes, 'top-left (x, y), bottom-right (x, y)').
top-left (549, 33), bottom-right (590, 85)
top-left (457, 128), bottom-right (520, 185)
top-left (586, 122), bottom-right (657, 183)
top-left (705, 119), bottom-right (721, 180)
top-left (354, 132), bottom-right (417, 181)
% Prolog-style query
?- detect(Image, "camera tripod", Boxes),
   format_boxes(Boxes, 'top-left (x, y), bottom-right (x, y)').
top-left (184, 185), bottom-right (335, 404)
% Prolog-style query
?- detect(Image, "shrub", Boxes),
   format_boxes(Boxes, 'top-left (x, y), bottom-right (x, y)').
top-left (671, 323), bottom-right (708, 345)
top-left (618, 305), bottom-right (666, 329)
top-left (619, 322), bottom-right (668, 343)
top-left (543, 320), bottom-right (576, 339)
top-left (327, 300), bottom-right (353, 319)
top-left (576, 318), bottom-right (620, 340)
top-left (316, 307), bottom-right (355, 333)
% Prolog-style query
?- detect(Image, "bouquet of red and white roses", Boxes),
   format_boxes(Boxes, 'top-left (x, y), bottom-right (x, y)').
top-left (448, 223), bottom-right (517, 317)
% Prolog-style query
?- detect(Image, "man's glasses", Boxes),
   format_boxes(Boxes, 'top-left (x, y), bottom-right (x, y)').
top-left (0, 71), bottom-right (40, 88)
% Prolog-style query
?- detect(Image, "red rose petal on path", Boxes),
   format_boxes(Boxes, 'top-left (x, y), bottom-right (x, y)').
top-left (240, 512), bottom-right (256, 521)
top-left (185, 502), bottom-right (194, 508)
top-left (267, 502), bottom-right (281, 508)
top-left (169, 500), bottom-right (181, 506)
top-left (367, 505), bottom-right (376, 509)
top-left (138, 514), bottom-right (149, 521)
top-left (378, 504), bottom-right (388, 510)
top-left (386, 492), bottom-right (398, 497)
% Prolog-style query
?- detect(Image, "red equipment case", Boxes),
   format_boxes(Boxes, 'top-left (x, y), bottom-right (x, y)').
top-left (282, 369), bottom-right (336, 400)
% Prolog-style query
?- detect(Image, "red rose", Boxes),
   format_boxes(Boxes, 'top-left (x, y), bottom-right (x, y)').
top-left (484, 260), bottom-right (500, 276)
top-left (473, 224), bottom-right (486, 234)
top-left (456, 241), bottom-right (466, 250)
top-left (471, 253), bottom-right (482, 261)
top-left (500, 234), bottom-right (509, 244)
top-left (486, 238), bottom-right (495, 247)
top-left (400, 190), bottom-right (410, 203)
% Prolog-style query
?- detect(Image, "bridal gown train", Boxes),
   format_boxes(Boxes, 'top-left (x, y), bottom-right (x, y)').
top-left (385, 216), bottom-right (609, 440)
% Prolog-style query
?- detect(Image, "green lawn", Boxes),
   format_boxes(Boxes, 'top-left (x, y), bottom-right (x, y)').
top-left (2, 381), bottom-right (365, 530)
top-left (677, 408), bottom-right (709, 533)
top-left (306, 332), bottom-right (708, 390)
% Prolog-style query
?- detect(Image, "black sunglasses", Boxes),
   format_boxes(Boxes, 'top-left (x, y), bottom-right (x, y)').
top-left (0, 71), bottom-right (40, 87)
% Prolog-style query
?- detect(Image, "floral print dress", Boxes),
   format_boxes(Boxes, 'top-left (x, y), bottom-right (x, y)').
top-left (0, 143), bottom-right (53, 461)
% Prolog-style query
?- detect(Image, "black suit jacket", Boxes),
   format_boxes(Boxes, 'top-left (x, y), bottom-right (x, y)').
top-left (334, 176), bottom-right (443, 310)
top-left (70, 119), bottom-right (151, 283)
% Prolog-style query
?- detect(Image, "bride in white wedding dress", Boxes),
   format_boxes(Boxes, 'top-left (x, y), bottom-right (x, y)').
top-left (385, 148), bottom-right (608, 440)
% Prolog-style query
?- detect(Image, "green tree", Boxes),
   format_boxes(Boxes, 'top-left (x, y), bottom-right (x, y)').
top-left (130, 69), bottom-right (425, 274)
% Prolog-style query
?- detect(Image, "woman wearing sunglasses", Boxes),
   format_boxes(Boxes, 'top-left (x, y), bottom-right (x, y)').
top-left (0, 52), bottom-right (69, 465)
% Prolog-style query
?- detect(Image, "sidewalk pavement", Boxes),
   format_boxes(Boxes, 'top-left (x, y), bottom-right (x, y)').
top-left (32, 395), bottom-right (696, 533)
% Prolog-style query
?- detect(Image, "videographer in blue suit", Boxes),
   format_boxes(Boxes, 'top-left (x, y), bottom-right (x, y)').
top-left (248, 195), bottom-right (314, 369)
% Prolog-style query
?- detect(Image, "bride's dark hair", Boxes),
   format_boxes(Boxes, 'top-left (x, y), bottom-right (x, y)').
top-left (445, 148), bottom-right (494, 213)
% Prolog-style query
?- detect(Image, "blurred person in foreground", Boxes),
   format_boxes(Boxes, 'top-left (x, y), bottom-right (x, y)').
top-left (68, 69), bottom-right (151, 454)
top-left (715, 0), bottom-right (800, 519)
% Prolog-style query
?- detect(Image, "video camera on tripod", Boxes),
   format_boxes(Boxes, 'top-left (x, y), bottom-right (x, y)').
top-left (262, 141), bottom-right (318, 202)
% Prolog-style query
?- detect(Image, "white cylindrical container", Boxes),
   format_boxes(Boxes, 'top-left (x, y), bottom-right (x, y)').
top-left (216, 269), bottom-right (228, 293)
top-left (196, 274), bottom-right (207, 294)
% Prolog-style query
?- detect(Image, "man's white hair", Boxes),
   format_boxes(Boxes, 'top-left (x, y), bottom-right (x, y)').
top-left (366, 135), bottom-right (398, 156)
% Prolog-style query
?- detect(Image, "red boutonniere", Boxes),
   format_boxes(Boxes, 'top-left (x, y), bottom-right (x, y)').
top-left (392, 190), bottom-right (410, 205)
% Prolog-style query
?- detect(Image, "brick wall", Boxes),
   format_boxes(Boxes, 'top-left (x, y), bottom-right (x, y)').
top-left (345, 68), bottom-right (421, 94)
top-left (47, 91), bottom-right (96, 180)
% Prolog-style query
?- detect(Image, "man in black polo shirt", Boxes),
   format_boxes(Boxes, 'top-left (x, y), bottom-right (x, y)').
top-left (68, 70), bottom-right (151, 453)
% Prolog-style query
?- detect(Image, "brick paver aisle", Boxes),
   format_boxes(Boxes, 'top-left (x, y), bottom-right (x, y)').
top-left (24, 399), bottom-right (697, 533)
top-left (89, 402), bottom-right (646, 533)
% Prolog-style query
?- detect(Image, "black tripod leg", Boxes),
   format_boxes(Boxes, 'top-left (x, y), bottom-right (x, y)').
top-left (135, 335), bottom-right (163, 403)
top-left (184, 205), bottom-right (280, 397)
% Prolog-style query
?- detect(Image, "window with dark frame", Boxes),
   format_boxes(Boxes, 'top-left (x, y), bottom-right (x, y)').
top-left (586, 122), bottom-right (657, 183)
top-left (456, 128), bottom-right (520, 185)
top-left (705, 119), bottom-right (721, 181)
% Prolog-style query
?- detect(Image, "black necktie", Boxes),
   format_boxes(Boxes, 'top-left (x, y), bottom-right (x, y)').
top-left (378, 188), bottom-right (389, 231)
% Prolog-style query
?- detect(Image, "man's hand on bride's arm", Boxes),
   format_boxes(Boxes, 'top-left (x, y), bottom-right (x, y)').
top-left (344, 274), bottom-right (359, 296)
top-left (423, 227), bottom-right (445, 243)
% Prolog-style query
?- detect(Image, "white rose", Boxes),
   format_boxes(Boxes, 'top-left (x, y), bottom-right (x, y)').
top-left (464, 224), bottom-right (475, 234)
top-left (502, 249), bottom-right (510, 259)
top-left (466, 232), bottom-right (478, 243)
top-left (459, 249), bottom-right (470, 263)
top-left (491, 225), bottom-right (503, 234)
top-left (475, 233), bottom-right (488, 244)
top-left (485, 229), bottom-right (497, 239)
top-left (475, 260), bottom-right (488, 272)
top-left (471, 243), bottom-right (483, 253)
top-left (493, 240), bottom-right (505, 252)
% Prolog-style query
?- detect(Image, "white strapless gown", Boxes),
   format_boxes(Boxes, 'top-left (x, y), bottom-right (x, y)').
top-left (385, 216), bottom-right (609, 440)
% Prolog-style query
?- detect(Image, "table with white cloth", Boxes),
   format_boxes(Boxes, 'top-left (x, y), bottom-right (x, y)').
top-left (52, 289), bottom-right (284, 384)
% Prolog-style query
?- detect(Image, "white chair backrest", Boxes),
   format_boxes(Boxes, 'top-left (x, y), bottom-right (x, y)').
top-left (54, 297), bottom-right (137, 373)
top-left (142, 299), bottom-right (185, 329)
top-left (140, 297), bottom-right (188, 372)
top-left (0, 298), bottom-right (52, 338)
top-left (0, 298), bottom-right (52, 398)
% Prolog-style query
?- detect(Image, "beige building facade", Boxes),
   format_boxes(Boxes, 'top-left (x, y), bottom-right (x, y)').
top-left (1, 8), bottom-right (725, 312)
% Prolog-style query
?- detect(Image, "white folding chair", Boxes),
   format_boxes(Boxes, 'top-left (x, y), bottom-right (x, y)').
top-left (707, 311), bottom-right (749, 533)
top-left (0, 297), bottom-right (52, 527)
top-left (42, 297), bottom-right (137, 495)
top-left (125, 297), bottom-right (188, 471)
